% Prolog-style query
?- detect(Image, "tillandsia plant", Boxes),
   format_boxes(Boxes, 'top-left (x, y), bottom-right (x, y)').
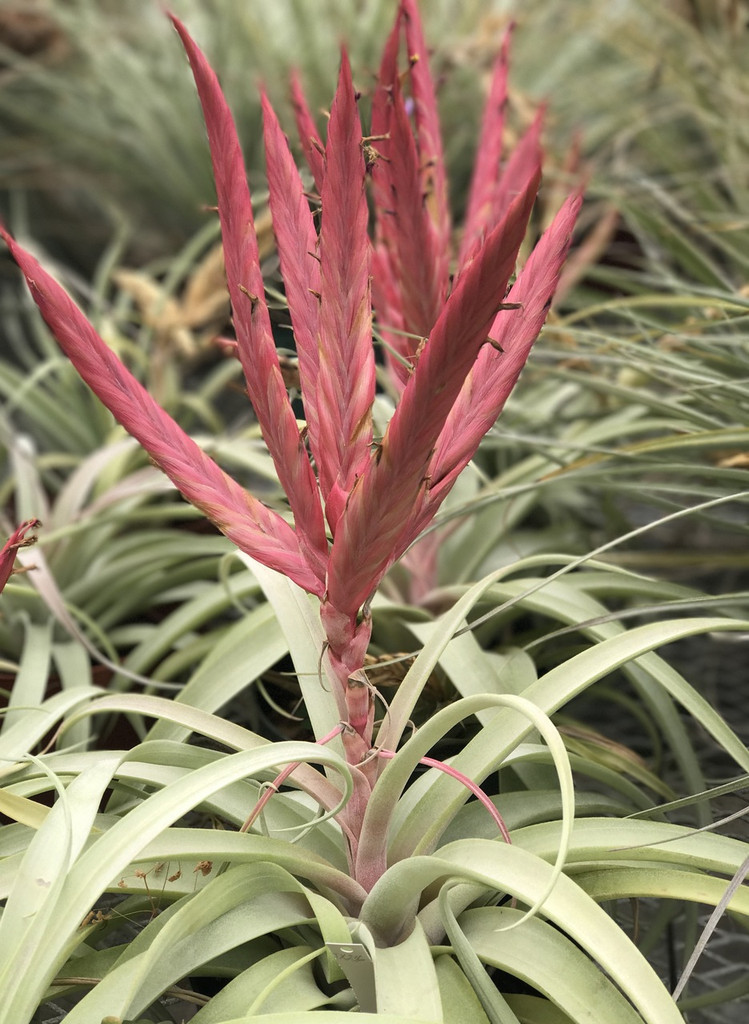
top-left (2, 0), bottom-right (581, 874)
top-left (5, 7), bottom-right (749, 1022)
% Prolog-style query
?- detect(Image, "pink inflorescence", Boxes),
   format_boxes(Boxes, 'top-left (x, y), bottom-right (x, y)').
top-left (2, 0), bottom-right (581, 768)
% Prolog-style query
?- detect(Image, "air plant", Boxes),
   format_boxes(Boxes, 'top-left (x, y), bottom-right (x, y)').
top-left (6, 8), bottom-right (749, 1023)
top-left (2, 0), bottom-right (579, 882)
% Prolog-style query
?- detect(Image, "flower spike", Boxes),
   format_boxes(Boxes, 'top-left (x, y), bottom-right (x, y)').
top-left (261, 91), bottom-right (325, 478)
top-left (325, 168), bottom-right (541, 621)
top-left (407, 191), bottom-right (584, 536)
top-left (1, 229), bottom-right (322, 596)
top-left (5, 3), bottom-right (581, 784)
top-left (315, 51), bottom-right (376, 532)
top-left (458, 21), bottom-right (514, 269)
top-left (369, 4), bottom-right (452, 389)
top-left (170, 16), bottom-right (329, 586)
top-left (400, 0), bottom-right (451, 261)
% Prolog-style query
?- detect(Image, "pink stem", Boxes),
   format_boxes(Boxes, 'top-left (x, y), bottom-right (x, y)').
top-left (377, 748), bottom-right (512, 845)
top-left (240, 724), bottom-right (347, 834)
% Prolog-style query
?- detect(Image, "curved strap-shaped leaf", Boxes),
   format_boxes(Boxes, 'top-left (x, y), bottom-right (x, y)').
top-left (368, 918), bottom-right (443, 1022)
top-left (0, 743), bottom-right (354, 1024)
top-left (0, 753), bottom-right (124, 1024)
top-left (439, 885), bottom-right (521, 1024)
top-left (514, 816), bottom-right (749, 880)
top-left (61, 863), bottom-right (335, 1022)
top-left (0, 686), bottom-right (103, 780)
top-left (359, 693), bottom-right (573, 925)
top-left (457, 904), bottom-right (644, 1024)
top-left (189, 945), bottom-right (330, 1021)
top-left (360, 840), bottom-right (683, 1024)
top-left (392, 615), bottom-right (749, 862)
top-left (244, 555), bottom-right (347, 735)
top-left (59, 692), bottom-right (344, 816)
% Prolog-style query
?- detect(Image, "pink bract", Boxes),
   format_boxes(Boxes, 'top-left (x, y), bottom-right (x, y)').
top-left (0, 520), bottom-right (41, 594)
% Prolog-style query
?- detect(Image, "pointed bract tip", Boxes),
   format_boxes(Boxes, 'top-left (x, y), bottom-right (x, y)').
top-left (166, 10), bottom-right (183, 33)
top-left (337, 46), bottom-right (354, 89)
top-left (0, 518), bottom-right (42, 593)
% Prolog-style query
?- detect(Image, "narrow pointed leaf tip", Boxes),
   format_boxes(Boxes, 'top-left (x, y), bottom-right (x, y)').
top-left (0, 228), bottom-right (323, 596)
top-left (289, 69), bottom-right (325, 193)
top-left (424, 190), bottom-right (583, 510)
